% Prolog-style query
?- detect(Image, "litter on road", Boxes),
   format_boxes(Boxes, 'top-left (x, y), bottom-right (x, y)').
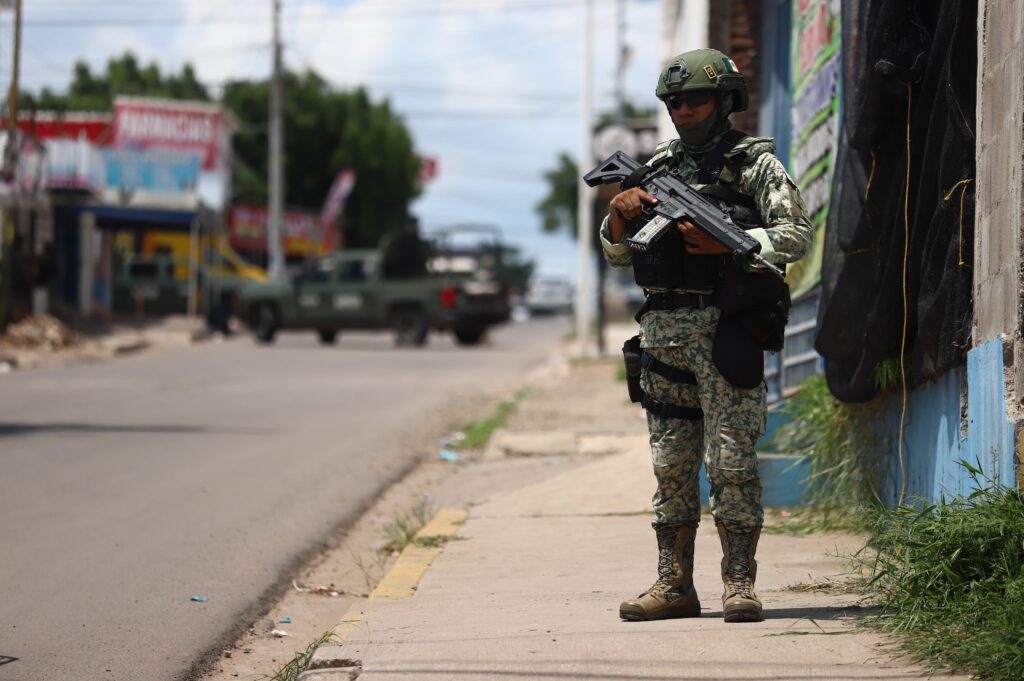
top-left (437, 449), bottom-right (461, 462)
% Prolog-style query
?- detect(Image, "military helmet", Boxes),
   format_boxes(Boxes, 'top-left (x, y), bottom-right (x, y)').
top-left (656, 48), bottom-right (749, 112)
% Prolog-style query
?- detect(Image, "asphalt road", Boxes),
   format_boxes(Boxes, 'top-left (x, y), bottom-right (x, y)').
top-left (0, 317), bottom-right (570, 681)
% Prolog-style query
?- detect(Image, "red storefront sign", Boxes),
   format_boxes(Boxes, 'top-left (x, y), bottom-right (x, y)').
top-left (113, 97), bottom-right (232, 170)
top-left (3, 112), bottom-right (113, 144)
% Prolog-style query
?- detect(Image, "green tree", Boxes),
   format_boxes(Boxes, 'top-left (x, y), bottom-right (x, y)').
top-left (535, 151), bottom-right (578, 237)
top-left (32, 52), bottom-right (423, 248)
top-left (222, 70), bottom-right (422, 248)
top-left (536, 105), bottom-right (658, 240)
top-left (36, 54), bottom-right (209, 111)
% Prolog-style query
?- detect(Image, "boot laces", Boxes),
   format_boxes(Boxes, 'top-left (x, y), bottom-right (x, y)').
top-left (726, 574), bottom-right (754, 599)
top-left (639, 576), bottom-right (672, 597)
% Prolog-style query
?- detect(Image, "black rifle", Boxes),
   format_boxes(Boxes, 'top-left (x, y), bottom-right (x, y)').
top-left (583, 150), bottom-right (784, 279)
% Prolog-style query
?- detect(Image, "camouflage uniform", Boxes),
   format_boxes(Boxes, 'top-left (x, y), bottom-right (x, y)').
top-left (602, 133), bottom-right (812, 530)
top-left (606, 130), bottom-right (811, 623)
top-left (609, 47), bottom-right (812, 623)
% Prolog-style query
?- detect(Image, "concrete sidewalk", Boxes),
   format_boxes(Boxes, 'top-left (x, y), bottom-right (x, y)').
top-left (301, 327), bottom-right (969, 681)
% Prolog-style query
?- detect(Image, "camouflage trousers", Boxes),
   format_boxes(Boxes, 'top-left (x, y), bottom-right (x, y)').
top-left (640, 308), bottom-right (766, 529)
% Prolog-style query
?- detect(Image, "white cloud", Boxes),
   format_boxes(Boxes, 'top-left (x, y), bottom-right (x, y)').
top-left (19, 0), bottom-right (667, 279)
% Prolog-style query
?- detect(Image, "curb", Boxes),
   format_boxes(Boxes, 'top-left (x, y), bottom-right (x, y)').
top-left (301, 508), bottom-right (468, 678)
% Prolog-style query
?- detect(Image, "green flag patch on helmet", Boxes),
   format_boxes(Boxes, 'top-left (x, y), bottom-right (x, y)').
top-left (656, 48), bottom-right (749, 112)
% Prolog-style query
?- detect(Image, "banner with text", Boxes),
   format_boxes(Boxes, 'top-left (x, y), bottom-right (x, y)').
top-left (229, 204), bottom-right (332, 257)
top-left (787, 0), bottom-right (841, 298)
top-left (113, 97), bottom-right (232, 172)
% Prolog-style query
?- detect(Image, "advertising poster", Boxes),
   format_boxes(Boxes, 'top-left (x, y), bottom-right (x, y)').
top-left (229, 204), bottom-right (332, 257)
top-left (102, 149), bottom-right (201, 208)
top-left (788, 0), bottom-right (842, 298)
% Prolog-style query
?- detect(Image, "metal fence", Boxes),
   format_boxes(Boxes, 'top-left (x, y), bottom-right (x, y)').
top-left (765, 287), bottom-right (821, 403)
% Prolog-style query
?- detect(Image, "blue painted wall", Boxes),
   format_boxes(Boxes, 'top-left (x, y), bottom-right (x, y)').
top-left (880, 337), bottom-right (1016, 506)
top-left (759, 0), bottom-right (793, 162)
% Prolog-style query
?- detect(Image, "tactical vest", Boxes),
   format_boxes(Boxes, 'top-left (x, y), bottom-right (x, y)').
top-left (629, 129), bottom-right (766, 292)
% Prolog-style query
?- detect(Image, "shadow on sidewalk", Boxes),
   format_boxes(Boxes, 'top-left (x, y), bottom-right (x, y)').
top-left (0, 422), bottom-right (273, 438)
top-left (706, 603), bottom-right (880, 622)
top-left (360, 659), bottom-right (922, 680)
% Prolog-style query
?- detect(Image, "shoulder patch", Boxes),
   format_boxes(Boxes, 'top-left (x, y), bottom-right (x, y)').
top-left (648, 139), bottom-right (677, 168)
top-left (723, 136), bottom-right (776, 168)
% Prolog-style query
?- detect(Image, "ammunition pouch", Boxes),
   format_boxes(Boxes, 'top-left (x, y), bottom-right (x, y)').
top-left (714, 261), bottom-right (791, 352)
top-left (710, 261), bottom-right (791, 389)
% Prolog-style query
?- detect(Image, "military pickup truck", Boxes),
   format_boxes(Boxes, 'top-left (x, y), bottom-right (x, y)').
top-left (237, 249), bottom-right (510, 346)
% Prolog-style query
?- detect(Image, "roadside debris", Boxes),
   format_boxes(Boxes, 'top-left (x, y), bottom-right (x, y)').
top-left (279, 617), bottom-right (292, 624)
top-left (438, 449), bottom-right (461, 462)
top-left (0, 315), bottom-right (79, 352)
top-left (270, 629), bottom-right (289, 638)
top-left (190, 596), bottom-right (209, 602)
top-left (291, 579), bottom-right (360, 598)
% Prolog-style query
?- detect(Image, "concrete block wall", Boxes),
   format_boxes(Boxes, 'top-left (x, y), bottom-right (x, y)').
top-left (975, 0), bottom-right (1024, 486)
top-left (708, 0), bottom-right (763, 134)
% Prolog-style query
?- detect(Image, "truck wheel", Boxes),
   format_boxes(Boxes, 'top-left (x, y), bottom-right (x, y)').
top-left (392, 307), bottom-right (428, 347)
top-left (254, 303), bottom-right (279, 344)
top-left (318, 329), bottom-right (338, 345)
top-left (453, 326), bottom-right (487, 346)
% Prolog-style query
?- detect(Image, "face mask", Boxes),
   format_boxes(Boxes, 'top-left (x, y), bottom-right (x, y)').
top-left (671, 93), bottom-right (735, 149)
top-left (674, 114), bottom-right (718, 146)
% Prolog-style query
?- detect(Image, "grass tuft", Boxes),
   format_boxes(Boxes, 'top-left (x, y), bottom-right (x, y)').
top-left (856, 465), bottom-right (1024, 681)
top-left (381, 498), bottom-right (436, 554)
top-left (452, 389), bottom-right (529, 451)
top-left (413, 534), bottom-right (463, 549)
top-left (261, 629), bottom-right (338, 681)
top-left (770, 374), bottom-right (885, 532)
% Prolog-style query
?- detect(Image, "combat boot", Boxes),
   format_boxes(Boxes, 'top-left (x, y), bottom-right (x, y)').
top-left (717, 522), bottom-right (763, 622)
top-left (619, 523), bottom-right (701, 621)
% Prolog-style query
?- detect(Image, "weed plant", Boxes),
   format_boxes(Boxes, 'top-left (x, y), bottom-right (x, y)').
top-left (381, 498), bottom-right (436, 553)
top-left (858, 465), bottom-right (1024, 681)
top-left (453, 389), bottom-right (529, 450)
top-left (263, 630), bottom-right (338, 681)
top-left (771, 374), bottom-right (884, 532)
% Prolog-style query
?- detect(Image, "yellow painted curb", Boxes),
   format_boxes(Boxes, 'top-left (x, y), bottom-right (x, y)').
top-left (334, 608), bottom-right (365, 640)
top-left (415, 507), bottom-right (468, 540)
top-left (333, 508), bottom-right (468, 640)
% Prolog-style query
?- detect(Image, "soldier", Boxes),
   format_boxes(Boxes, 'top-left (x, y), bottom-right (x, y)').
top-left (601, 48), bottom-right (812, 623)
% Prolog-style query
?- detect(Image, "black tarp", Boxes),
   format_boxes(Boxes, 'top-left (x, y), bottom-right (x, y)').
top-left (815, 0), bottom-right (977, 402)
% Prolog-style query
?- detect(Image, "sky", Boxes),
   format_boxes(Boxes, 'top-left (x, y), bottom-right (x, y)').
top-left (6, 0), bottom-right (666, 280)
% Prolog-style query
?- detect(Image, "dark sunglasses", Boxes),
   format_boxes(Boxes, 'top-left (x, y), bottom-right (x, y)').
top-left (664, 91), bottom-right (715, 109)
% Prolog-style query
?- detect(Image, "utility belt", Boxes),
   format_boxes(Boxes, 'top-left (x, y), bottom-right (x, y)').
top-left (634, 291), bottom-right (714, 322)
top-left (621, 335), bottom-right (703, 421)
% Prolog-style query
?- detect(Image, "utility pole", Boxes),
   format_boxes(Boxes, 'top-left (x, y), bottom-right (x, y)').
top-left (8, 0), bottom-right (21, 126)
top-left (595, 0), bottom-right (630, 357)
top-left (267, 0), bottom-right (285, 279)
top-left (0, 0), bottom-right (23, 331)
top-left (575, 0), bottom-right (595, 357)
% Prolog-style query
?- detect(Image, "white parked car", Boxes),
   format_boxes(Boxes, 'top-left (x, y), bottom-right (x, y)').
top-left (525, 277), bottom-right (574, 316)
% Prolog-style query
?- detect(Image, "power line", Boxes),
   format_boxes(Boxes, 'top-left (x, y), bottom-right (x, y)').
top-left (24, 0), bottom-right (614, 28)
top-left (402, 110), bottom-right (578, 120)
